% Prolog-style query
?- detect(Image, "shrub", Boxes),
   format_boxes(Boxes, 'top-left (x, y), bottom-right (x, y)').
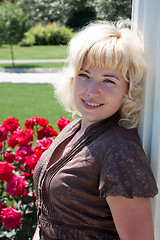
top-left (46, 25), bottom-right (73, 45)
top-left (20, 24), bottom-right (45, 46)
top-left (43, 23), bottom-right (57, 44)
top-left (20, 23), bottom-right (73, 46)
top-left (32, 24), bottom-right (46, 45)
top-left (19, 32), bottom-right (35, 47)
top-left (0, 116), bottom-right (70, 239)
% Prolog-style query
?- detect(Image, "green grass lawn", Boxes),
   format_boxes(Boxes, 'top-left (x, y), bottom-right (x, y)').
top-left (0, 46), bottom-right (73, 127)
top-left (0, 62), bottom-right (66, 68)
top-left (0, 83), bottom-right (73, 131)
top-left (0, 45), bottom-right (68, 60)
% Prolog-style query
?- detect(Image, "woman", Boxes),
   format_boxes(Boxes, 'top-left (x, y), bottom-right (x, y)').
top-left (33, 20), bottom-right (158, 240)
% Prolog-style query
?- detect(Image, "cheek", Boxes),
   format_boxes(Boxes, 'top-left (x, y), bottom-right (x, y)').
top-left (103, 87), bottom-right (126, 103)
top-left (73, 79), bottom-right (86, 94)
top-left (103, 87), bottom-right (118, 97)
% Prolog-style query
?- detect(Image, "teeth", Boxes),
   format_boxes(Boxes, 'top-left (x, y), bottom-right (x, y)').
top-left (85, 102), bottom-right (101, 107)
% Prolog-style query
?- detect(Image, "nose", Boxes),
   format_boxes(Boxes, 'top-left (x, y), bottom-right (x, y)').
top-left (86, 81), bottom-right (100, 97)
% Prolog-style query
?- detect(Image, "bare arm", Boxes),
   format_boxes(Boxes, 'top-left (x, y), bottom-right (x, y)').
top-left (32, 226), bottom-right (39, 240)
top-left (106, 196), bottom-right (154, 240)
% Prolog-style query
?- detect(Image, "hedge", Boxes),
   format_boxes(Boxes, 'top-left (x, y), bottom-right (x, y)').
top-left (19, 23), bottom-right (73, 46)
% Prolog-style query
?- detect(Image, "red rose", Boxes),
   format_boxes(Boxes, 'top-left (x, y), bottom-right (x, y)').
top-left (33, 147), bottom-right (43, 158)
top-left (4, 150), bottom-right (16, 163)
top-left (21, 171), bottom-right (31, 180)
top-left (7, 175), bottom-right (28, 196)
top-left (37, 116), bottom-right (49, 127)
top-left (0, 142), bottom-right (3, 151)
top-left (16, 145), bottom-right (33, 163)
top-left (38, 125), bottom-right (58, 140)
top-left (25, 146), bottom-right (43, 170)
top-left (8, 134), bottom-right (18, 148)
top-left (24, 116), bottom-right (49, 129)
top-left (20, 166), bottom-right (32, 179)
top-left (0, 125), bottom-right (8, 142)
top-left (57, 116), bottom-right (70, 131)
top-left (7, 128), bottom-right (21, 148)
top-left (16, 128), bottom-right (35, 146)
top-left (1, 206), bottom-right (21, 229)
top-left (36, 137), bottom-right (53, 151)
top-left (25, 155), bottom-right (39, 170)
top-left (2, 117), bottom-right (20, 133)
top-left (0, 202), bottom-right (7, 222)
top-left (0, 161), bottom-right (16, 181)
top-left (24, 117), bottom-right (37, 129)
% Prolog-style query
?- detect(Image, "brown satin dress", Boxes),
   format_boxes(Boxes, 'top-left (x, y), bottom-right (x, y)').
top-left (34, 113), bottom-right (158, 240)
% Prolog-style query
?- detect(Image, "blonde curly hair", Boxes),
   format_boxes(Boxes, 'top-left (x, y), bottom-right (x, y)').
top-left (53, 20), bottom-right (147, 129)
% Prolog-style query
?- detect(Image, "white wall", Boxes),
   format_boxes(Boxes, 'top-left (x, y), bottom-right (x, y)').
top-left (132, 1), bottom-right (160, 239)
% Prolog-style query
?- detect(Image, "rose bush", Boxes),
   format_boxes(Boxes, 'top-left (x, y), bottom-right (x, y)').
top-left (0, 116), bottom-right (70, 240)
top-left (1, 206), bottom-right (22, 229)
top-left (57, 116), bottom-right (70, 131)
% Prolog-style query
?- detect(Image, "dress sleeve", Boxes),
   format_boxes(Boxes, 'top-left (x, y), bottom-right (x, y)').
top-left (99, 140), bottom-right (158, 199)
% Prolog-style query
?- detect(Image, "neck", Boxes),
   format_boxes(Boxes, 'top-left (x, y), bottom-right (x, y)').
top-left (71, 118), bottom-right (95, 144)
top-left (80, 118), bottom-right (96, 133)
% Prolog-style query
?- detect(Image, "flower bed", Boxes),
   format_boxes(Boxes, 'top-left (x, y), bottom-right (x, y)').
top-left (0, 116), bottom-right (70, 239)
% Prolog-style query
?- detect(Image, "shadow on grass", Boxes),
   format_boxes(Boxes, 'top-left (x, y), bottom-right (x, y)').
top-left (0, 45), bottom-right (7, 49)
top-left (1, 64), bottom-right (40, 68)
top-left (0, 62), bottom-right (64, 72)
top-left (0, 64), bottom-right (48, 73)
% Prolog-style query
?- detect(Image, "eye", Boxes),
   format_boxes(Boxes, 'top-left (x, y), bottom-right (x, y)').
top-left (78, 73), bottom-right (90, 79)
top-left (103, 79), bottom-right (116, 84)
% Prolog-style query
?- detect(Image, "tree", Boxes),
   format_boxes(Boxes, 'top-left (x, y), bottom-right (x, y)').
top-left (18, 0), bottom-right (132, 28)
top-left (17, 0), bottom-right (57, 25)
top-left (65, 1), bottom-right (97, 29)
top-left (0, 1), bottom-right (29, 67)
top-left (18, 0), bottom-right (97, 26)
top-left (96, 0), bottom-right (132, 21)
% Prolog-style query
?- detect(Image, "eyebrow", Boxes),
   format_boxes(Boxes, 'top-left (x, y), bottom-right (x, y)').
top-left (80, 69), bottom-right (120, 81)
top-left (102, 74), bottom-right (120, 81)
top-left (80, 69), bottom-right (89, 73)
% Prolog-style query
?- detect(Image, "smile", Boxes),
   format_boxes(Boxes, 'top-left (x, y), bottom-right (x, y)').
top-left (85, 102), bottom-right (101, 107)
top-left (82, 99), bottom-right (103, 107)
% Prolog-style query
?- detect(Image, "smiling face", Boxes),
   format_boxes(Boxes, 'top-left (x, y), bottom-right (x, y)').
top-left (73, 66), bottom-right (128, 128)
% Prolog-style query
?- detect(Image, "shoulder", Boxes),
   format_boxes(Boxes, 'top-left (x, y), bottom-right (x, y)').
top-left (108, 122), bottom-right (142, 146)
top-left (99, 124), bottom-right (158, 198)
top-left (94, 120), bottom-right (143, 156)
top-left (101, 123), bottom-right (147, 170)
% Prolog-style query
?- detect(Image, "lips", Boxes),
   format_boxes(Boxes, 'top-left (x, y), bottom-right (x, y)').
top-left (81, 99), bottom-right (104, 109)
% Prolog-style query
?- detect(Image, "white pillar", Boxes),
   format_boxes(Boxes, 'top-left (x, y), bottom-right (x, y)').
top-left (132, 1), bottom-right (160, 239)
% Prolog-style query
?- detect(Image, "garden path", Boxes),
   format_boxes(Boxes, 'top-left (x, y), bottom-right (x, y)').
top-left (0, 71), bottom-right (61, 83)
top-left (0, 66), bottom-right (62, 83)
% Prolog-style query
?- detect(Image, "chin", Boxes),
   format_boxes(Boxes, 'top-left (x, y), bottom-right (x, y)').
top-left (83, 116), bottom-right (104, 123)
